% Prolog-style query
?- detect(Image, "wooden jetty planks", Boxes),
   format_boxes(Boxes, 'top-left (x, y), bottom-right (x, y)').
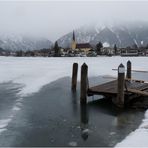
top-left (88, 80), bottom-right (117, 95)
top-left (103, 76), bottom-right (148, 84)
top-left (125, 81), bottom-right (148, 90)
top-left (88, 80), bottom-right (148, 96)
top-left (112, 69), bottom-right (148, 73)
top-left (127, 88), bottom-right (148, 96)
top-left (72, 61), bottom-right (148, 108)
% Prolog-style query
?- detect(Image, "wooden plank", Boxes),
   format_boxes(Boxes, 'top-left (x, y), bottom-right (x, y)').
top-left (89, 79), bottom-right (148, 97)
top-left (112, 69), bottom-right (148, 73)
top-left (88, 80), bottom-right (117, 95)
top-left (125, 78), bottom-right (146, 83)
top-left (127, 88), bottom-right (148, 96)
top-left (125, 81), bottom-right (148, 90)
top-left (102, 76), bottom-right (116, 79)
top-left (135, 84), bottom-right (148, 91)
top-left (103, 76), bottom-right (148, 84)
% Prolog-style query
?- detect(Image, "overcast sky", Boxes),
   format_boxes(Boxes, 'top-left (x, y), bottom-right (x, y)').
top-left (0, 0), bottom-right (148, 41)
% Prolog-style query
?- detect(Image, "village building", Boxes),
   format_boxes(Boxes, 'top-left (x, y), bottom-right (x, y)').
top-left (71, 31), bottom-right (92, 54)
top-left (101, 47), bottom-right (114, 55)
top-left (120, 48), bottom-right (139, 56)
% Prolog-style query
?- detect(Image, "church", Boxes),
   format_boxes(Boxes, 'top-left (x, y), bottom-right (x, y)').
top-left (71, 31), bottom-right (92, 54)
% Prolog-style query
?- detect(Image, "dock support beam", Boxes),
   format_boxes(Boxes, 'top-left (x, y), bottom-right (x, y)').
top-left (71, 63), bottom-right (78, 91)
top-left (126, 60), bottom-right (131, 79)
top-left (80, 63), bottom-right (88, 105)
top-left (117, 63), bottom-right (125, 108)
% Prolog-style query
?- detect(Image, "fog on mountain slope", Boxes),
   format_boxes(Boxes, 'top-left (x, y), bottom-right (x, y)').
top-left (0, 34), bottom-right (53, 51)
top-left (1, 22), bottom-right (148, 51)
top-left (57, 23), bottom-right (148, 48)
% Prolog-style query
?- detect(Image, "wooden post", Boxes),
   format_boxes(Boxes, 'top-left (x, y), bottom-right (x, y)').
top-left (71, 63), bottom-right (78, 91)
top-left (126, 60), bottom-right (131, 79)
top-left (80, 63), bottom-right (88, 105)
top-left (117, 63), bottom-right (125, 108)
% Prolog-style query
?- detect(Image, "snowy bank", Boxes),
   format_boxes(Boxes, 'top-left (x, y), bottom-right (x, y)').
top-left (115, 110), bottom-right (148, 147)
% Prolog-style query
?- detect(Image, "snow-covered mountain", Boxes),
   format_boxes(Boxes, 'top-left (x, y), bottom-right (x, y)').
top-left (0, 34), bottom-right (53, 51)
top-left (57, 22), bottom-right (148, 48)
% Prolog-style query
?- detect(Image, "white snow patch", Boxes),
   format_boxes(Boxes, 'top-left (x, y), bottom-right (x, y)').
top-left (0, 96), bottom-right (23, 134)
top-left (0, 128), bottom-right (7, 134)
top-left (115, 110), bottom-right (148, 147)
top-left (103, 42), bottom-right (110, 47)
top-left (110, 132), bottom-right (116, 135)
top-left (0, 99), bottom-right (22, 134)
top-left (16, 98), bottom-right (23, 102)
top-left (12, 106), bottom-right (21, 111)
top-left (82, 129), bottom-right (90, 134)
top-left (134, 39), bottom-right (138, 46)
top-left (69, 141), bottom-right (77, 147)
top-left (15, 102), bottom-right (22, 107)
top-left (0, 119), bottom-right (11, 130)
top-left (116, 34), bottom-right (121, 44)
top-left (95, 23), bottom-right (106, 33)
top-left (95, 26), bottom-right (100, 34)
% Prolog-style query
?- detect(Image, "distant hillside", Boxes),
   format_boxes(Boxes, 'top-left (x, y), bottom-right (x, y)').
top-left (0, 34), bottom-right (53, 51)
top-left (57, 22), bottom-right (148, 48)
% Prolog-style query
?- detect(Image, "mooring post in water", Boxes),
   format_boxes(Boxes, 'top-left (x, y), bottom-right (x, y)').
top-left (117, 63), bottom-right (125, 108)
top-left (80, 63), bottom-right (88, 105)
top-left (71, 63), bottom-right (78, 91)
top-left (126, 60), bottom-right (132, 79)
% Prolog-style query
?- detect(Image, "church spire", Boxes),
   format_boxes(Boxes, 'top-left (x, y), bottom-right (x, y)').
top-left (73, 30), bottom-right (75, 41)
top-left (71, 30), bottom-right (76, 50)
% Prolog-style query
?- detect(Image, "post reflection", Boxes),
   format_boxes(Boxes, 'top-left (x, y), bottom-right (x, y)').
top-left (71, 91), bottom-right (78, 116)
top-left (80, 104), bottom-right (89, 141)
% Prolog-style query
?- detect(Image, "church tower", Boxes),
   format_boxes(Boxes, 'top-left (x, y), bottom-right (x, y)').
top-left (71, 30), bottom-right (76, 50)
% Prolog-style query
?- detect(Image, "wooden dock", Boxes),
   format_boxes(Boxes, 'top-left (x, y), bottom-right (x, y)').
top-left (88, 79), bottom-right (148, 97)
top-left (71, 60), bottom-right (148, 108)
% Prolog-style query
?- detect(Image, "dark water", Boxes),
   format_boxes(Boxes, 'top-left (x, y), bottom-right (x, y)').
top-left (0, 77), bottom-right (145, 147)
top-left (0, 83), bottom-right (21, 118)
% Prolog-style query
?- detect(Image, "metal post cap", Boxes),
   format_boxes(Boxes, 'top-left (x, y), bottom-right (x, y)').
top-left (82, 63), bottom-right (88, 67)
top-left (118, 63), bottom-right (125, 73)
top-left (119, 63), bottom-right (125, 68)
top-left (127, 60), bottom-right (131, 64)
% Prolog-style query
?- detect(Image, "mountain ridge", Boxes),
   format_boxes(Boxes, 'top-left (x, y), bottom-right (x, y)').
top-left (0, 34), bottom-right (53, 51)
top-left (57, 23), bottom-right (148, 48)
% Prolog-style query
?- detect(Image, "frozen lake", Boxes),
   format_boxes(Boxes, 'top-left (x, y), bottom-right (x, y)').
top-left (0, 57), bottom-right (148, 146)
top-left (0, 76), bottom-right (145, 146)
